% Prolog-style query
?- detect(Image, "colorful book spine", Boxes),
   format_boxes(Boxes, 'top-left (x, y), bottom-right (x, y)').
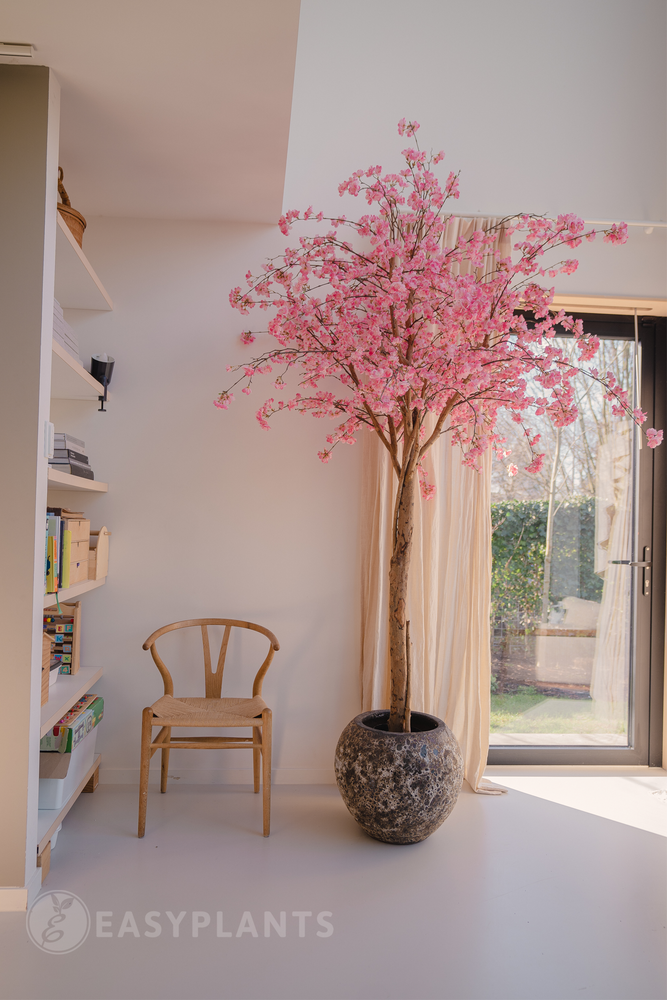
top-left (46, 515), bottom-right (60, 593)
top-left (46, 536), bottom-right (55, 592)
top-left (44, 514), bottom-right (49, 593)
top-left (60, 529), bottom-right (71, 590)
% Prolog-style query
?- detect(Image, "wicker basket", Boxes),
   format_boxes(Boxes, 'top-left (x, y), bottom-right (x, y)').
top-left (57, 167), bottom-right (87, 248)
top-left (57, 203), bottom-right (87, 248)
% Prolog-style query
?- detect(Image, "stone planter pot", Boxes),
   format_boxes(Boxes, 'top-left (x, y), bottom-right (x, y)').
top-left (334, 710), bottom-right (463, 844)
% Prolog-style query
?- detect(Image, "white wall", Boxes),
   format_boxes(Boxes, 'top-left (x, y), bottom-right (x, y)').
top-left (284, 0), bottom-right (666, 296)
top-left (50, 219), bottom-right (362, 784)
top-left (47, 1), bottom-right (666, 789)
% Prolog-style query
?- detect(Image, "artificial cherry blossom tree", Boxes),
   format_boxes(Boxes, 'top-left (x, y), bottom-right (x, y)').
top-left (217, 120), bottom-right (660, 734)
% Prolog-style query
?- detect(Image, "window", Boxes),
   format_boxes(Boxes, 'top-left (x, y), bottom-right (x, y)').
top-left (488, 314), bottom-right (665, 765)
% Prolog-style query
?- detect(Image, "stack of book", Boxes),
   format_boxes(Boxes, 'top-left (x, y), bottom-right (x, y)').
top-left (53, 299), bottom-right (80, 363)
top-left (45, 509), bottom-right (90, 594)
top-left (49, 432), bottom-right (95, 480)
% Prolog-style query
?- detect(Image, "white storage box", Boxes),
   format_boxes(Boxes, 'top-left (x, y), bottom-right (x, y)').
top-left (38, 727), bottom-right (99, 810)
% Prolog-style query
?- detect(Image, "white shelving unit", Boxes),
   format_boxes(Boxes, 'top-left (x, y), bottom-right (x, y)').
top-left (48, 467), bottom-right (108, 493)
top-left (43, 577), bottom-right (106, 609)
top-left (37, 754), bottom-right (101, 856)
top-left (54, 213), bottom-right (113, 311)
top-left (51, 338), bottom-right (110, 401)
top-left (41, 665), bottom-right (103, 738)
top-left (37, 213), bottom-right (114, 873)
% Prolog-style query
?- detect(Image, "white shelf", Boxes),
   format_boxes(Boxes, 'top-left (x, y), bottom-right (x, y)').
top-left (37, 754), bottom-right (101, 855)
top-left (48, 467), bottom-right (108, 493)
top-left (54, 214), bottom-right (113, 311)
top-left (40, 666), bottom-right (103, 738)
top-left (43, 577), bottom-right (106, 609)
top-left (51, 339), bottom-right (109, 400)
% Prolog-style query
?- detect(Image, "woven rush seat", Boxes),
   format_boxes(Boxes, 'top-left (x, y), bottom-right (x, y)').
top-left (150, 695), bottom-right (267, 726)
top-left (138, 617), bottom-right (279, 838)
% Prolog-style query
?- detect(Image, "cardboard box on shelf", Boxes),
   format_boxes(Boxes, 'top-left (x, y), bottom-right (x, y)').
top-left (63, 518), bottom-right (90, 543)
top-left (69, 539), bottom-right (89, 584)
top-left (88, 527), bottom-right (110, 580)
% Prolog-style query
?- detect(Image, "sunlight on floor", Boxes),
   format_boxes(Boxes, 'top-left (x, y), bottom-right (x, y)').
top-left (485, 767), bottom-right (667, 837)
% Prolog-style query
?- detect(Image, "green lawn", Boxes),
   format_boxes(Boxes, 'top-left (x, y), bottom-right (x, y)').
top-left (490, 687), bottom-right (626, 735)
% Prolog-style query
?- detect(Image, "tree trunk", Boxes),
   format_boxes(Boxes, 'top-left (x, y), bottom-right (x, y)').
top-left (541, 425), bottom-right (561, 624)
top-left (388, 468), bottom-right (416, 732)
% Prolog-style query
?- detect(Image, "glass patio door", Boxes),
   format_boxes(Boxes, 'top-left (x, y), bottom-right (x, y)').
top-left (488, 315), bottom-right (665, 765)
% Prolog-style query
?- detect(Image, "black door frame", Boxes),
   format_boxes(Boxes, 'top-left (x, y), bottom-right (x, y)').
top-left (488, 313), bottom-right (665, 767)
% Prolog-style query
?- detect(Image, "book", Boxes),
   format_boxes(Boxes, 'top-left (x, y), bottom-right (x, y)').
top-left (50, 456), bottom-right (90, 467)
top-left (49, 462), bottom-right (94, 480)
top-left (53, 299), bottom-right (80, 362)
top-left (44, 514), bottom-right (49, 593)
top-left (60, 529), bottom-right (71, 590)
top-left (46, 535), bottom-right (56, 592)
top-left (54, 433), bottom-right (85, 451)
top-left (46, 514), bottom-right (60, 593)
top-left (53, 449), bottom-right (89, 464)
top-left (53, 333), bottom-right (80, 362)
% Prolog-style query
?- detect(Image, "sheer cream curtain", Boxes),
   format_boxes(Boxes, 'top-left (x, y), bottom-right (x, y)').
top-left (359, 218), bottom-right (510, 793)
top-left (590, 420), bottom-right (633, 723)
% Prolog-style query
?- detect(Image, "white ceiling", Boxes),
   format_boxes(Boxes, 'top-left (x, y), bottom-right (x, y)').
top-left (0, 0), bottom-right (301, 222)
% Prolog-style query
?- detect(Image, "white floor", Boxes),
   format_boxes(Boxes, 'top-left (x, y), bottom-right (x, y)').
top-left (1, 771), bottom-right (665, 1000)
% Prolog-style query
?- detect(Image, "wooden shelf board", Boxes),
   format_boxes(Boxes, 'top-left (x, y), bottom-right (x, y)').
top-left (55, 214), bottom-right (113, 311)
top-left (37, 754), bottom-right (101, 855)
top-left (43, 577), bottom-right (106, 609)
top-left (51, 339), bottom-right (108, 400)
top-left (40, 666), bottom-right (103, 738)
top-left (48, 468), bottom-right (108, 493)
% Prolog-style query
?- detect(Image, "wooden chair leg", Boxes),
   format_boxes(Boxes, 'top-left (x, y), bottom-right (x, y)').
top-left (161, 726), bottom-right (171, 793)
top-left (138, 707), bottom-right (153, 838)
top-left (261, 708), bottom-right (272, 837)
top-left (252, 724), bottom-right (261, 794)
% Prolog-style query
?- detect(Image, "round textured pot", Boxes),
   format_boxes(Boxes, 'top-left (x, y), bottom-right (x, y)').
top-left (335, 710), bottom-right (463, 844)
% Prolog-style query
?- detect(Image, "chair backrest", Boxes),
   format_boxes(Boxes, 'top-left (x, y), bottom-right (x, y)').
top-left (142, 619), bottom-right (279, 699)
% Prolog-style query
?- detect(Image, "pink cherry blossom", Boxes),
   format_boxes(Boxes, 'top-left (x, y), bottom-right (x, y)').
top-left (218, 119), bottom-right (656, 479)
top-left (524, 454), bottom-right (545, 474)
top-left (603, 222), bottom-right (628, 244)
top-left (215, 121), bottom-right (657, 733)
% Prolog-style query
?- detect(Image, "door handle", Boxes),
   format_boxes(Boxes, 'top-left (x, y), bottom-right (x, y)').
top-left (609, 547), bottom-right (651, 596)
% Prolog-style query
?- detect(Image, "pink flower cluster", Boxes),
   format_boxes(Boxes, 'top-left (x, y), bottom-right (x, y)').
top-left (218, 121), bottom-right (660, 484)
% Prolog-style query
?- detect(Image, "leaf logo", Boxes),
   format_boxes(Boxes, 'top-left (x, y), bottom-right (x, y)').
top-left (27, 891), bottom-right (90, 954)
